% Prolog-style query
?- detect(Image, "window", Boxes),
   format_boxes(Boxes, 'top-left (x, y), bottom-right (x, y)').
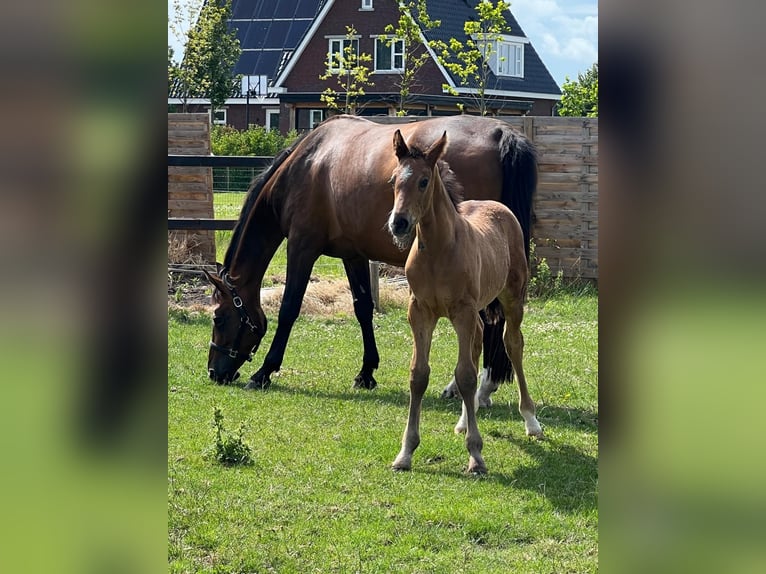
top-left (374, 37), bottom-right (405, 72)
top-left (327, 37), bottom-right (360, 72)
top-left (212, 108), bottom-right (226, 125)
top-left (309, 109), bottom-right (324, 129)
top-left (361, 0), bottom-right (373, 10)
top-left (265, 109), bottom-right (280, 132)
top-left (497, 41), bottom-right (523, 78)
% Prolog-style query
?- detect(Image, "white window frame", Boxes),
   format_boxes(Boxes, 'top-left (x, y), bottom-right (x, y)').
top-left (211, 108), bottom-right (227, 125)
top-left (374, 36), bottom-right (405, 73)
top-left (496, 40), bottom-right (524, 78)
top-left (265, 109), bottom-right (280, 132)
top-left (326, 36), bottom-right (360, 73)
top-left (360, 0), bottom-right (373, 10)
top-left (309, 109), bottom-right (324, 129)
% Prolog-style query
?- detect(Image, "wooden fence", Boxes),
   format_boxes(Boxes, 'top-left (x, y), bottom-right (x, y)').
top-left (168, 114), bottom-right (216, 262)
top-left (168, 114), bottom-right (598, 280)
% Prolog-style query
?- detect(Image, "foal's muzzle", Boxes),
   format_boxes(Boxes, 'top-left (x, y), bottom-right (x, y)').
top-left (389, 214), bottom-right (412, 237)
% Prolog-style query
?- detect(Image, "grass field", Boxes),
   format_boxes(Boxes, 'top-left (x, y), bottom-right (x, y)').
top-left (168, 289), bottom-right (598, 573)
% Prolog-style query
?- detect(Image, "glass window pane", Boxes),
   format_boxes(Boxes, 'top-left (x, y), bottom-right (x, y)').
top-left (376, 39), bottom-right (391, 70)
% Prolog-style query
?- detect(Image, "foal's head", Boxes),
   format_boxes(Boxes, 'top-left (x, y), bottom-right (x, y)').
top-left (387, 129), bottom-right (448, 249)
top-left (204, 265), bottom-right (267, 384)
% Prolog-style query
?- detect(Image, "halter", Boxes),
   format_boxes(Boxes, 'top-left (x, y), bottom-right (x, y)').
top-left (209, 272), bottom-right (260, 362)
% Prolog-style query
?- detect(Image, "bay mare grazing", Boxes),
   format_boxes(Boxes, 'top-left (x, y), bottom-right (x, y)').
top-left (205, 115), bottom-right (537, 400)
top-left (388, 129), bottom-right (542, 474)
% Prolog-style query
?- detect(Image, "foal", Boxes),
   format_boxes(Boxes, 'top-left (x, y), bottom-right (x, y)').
top-left (387, 130), bottom-right (543, 474)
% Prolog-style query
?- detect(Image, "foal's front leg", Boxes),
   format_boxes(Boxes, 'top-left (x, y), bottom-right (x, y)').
top-left (392, 300), bottom-right (436, 471)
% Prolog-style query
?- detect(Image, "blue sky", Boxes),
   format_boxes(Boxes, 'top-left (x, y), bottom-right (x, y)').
top-left (168, 0), bottom-right (598, 89)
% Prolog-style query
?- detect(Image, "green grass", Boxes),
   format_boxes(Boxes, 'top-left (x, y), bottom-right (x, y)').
top-left (168, 292), bottom-right (598, 573)
top-left (213, 192), bottom-right (345, 283)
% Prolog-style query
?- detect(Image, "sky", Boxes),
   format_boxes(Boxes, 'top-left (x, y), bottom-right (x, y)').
top-left (168, 0), bottom-right (598, 89)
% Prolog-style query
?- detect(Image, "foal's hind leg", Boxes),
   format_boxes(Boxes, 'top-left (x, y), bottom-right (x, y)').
top-left (499, 292), bottom-right (543, 437)
top-left (392, 300), bottom-right (436, 471)
top-left (343, 257), bottom-right (380, 390)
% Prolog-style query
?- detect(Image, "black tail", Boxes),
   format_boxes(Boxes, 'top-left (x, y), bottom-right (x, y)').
top-left (480, 128), bottom-right (538, 385)
top-left (498, 129), bottom-right (538, 262)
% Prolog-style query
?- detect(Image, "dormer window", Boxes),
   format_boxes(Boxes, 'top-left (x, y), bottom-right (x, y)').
top-left (476, 34), bottom-right (529, 79)
top-left (360, 0), bottom-right (373, 10)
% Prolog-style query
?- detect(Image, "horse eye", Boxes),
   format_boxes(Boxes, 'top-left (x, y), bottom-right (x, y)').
top-left (419, 177), bottom-right (429, 189)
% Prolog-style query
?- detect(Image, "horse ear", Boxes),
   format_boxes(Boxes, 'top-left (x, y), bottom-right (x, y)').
top-left (203, 268), bottom-right (225, 291)
top-left (425, 131), bottom-right (448, 165)
top-left (393, 129), bottom-right (409, 159)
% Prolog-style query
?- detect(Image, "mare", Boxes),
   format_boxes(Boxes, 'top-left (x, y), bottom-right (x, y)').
top-left (388, 129), bottom-right (542, 474)
top-left (205, 114), bottom-right (537, 397)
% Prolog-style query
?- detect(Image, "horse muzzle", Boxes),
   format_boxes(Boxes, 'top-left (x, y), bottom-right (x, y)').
top-left (208, 367), bottom-right (241, 385)
top-left (389, 213), bottom-right (412, 237)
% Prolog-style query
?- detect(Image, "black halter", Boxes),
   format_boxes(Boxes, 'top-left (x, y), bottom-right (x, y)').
top-left (209, 272), bottom-right (260, 362)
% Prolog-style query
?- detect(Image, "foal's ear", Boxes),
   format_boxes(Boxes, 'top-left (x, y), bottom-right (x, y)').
top-left (425, 131), bottom-right (448, 165)
top-left (393, 129), bottom-right (409, 159)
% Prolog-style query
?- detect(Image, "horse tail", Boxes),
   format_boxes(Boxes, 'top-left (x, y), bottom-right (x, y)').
top-left (498, 128), bottom-right (538, 263)
top-left (222, 141), bottom-right (299, 270)
top-left (481, 128), bottom-right (538, 386)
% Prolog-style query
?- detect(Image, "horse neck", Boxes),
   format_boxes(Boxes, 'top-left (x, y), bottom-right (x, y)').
top-left (416, 166), bottom-right (457, 250)
top-left (228, 195), bottom-right (283, 299)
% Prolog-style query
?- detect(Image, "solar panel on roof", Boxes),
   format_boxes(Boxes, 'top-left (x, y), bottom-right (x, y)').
top-left (273, 1), bottom-right (297, 19)
top-left (264, 20), bottom-right (292, 49)
top-left (294, 0), bottom-right (321, 19)
top-left (255, 0), bottom-right (276, 19)
top-left (285, 20), bottom-right (311, 48)
top-left (231, 0), bottom-right (255, 19)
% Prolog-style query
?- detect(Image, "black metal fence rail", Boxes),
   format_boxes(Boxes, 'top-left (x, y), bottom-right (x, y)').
top-left (168, 154), bottom-right (273, 230)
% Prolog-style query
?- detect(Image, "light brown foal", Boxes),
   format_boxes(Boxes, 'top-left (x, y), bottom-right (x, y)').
top-left (387, 129), bottom-right (543, 474)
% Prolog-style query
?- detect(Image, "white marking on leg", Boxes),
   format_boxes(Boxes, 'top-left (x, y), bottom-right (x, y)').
top-left (441, 377), bottom-right (458, 399)
top-left (477, 367), bottom-right (500, 408)
top-left (522, 410), bottom-right (543, 437)
top-left (454, 390), bottom-right (479, 434)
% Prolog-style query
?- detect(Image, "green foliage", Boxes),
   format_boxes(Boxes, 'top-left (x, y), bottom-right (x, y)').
top-left (432, 0), bottom-right (510, 115)
top-left (210, 124), bottom-right (298, 156)
top-left (319, 26), bottom-right (373, 114)
top-left (209, 407), bottom-right (253, 466)
top-left (174, 0), bottom-right (241, 112)
top-left (383, 0), bottom-right (441, 115)
top-left (558, 63), bottom-right (598, 117)
top-left (528, 240), bottom-right (597, 299)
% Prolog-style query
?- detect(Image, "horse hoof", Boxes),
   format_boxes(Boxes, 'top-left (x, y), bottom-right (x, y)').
top-left (244, 376), bottom-right (271, 390)
top-left (353, 373), bottom-right (377, 390)
top-left (467, 465), bottom-right (488, 476)
top-left (441, 380), bottom-right (459, 399)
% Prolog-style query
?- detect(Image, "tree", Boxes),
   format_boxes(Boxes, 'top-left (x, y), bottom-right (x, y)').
top-left (432, 0), bottom-right (510, 116)
top-left (169, 0), bottom-right (203, 112)
top-left (383, 0), bottom-right (441, 116)
top-left (175, 0), bottom-right (241, 116)
top-left (558, 63), bottom-right (598, 117)
top-left (319, 26), bottom-right (374, 115)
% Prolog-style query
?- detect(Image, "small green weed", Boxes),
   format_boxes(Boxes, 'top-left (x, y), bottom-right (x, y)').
top-left (209, 407), bottom-right (253, 467)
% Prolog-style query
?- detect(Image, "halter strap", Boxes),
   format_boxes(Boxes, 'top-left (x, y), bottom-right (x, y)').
top-left (209, 271), bottom-right (260, 362)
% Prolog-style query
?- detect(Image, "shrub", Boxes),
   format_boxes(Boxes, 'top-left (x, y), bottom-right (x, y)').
top-left (211, 125), bottom-right (299, 156)
top-left (208, 407), bottom-right (253, 466)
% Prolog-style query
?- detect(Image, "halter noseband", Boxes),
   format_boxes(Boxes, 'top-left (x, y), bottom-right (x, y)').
top-left (209, 272), bottom-right (260, 362)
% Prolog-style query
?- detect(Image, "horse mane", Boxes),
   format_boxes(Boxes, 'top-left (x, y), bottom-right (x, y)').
top-left (222, 132), bottom-right (311, 269)
top-left (437, 160), bottom-right (464, 209)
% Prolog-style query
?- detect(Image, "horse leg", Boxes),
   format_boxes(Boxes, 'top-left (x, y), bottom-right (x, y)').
top-left (454, 315), bottom-right (483, 434)
top-left (451, 307), bottom-right (487, 474)
top-left (441, 303), bottom-right (513, 408)
top-left (392, 299), bottom-right (436, 471)
top-left (342, 257), bottom-right (380, 390)
top-left (500, 292), bottom-right (543, 438)
top-left (245, 239), bottom-right (320, 390)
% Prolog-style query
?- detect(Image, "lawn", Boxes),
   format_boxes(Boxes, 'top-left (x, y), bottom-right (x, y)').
top-left (168, 289), bottom-right (598, 573)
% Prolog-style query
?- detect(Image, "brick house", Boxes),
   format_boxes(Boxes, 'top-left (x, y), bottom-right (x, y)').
top-left (169, 0), bottom-right (562, 132)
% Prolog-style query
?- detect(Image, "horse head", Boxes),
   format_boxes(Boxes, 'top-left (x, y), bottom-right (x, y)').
top-left (387, 130), bottom-right (448, 248)
top-left (204, 264), bottom-right (267, 384)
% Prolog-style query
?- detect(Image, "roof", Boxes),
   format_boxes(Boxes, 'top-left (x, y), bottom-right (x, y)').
top-left (229, 0), bottom-right (328, 88)
top-left (422, 0), bottom-right (561, 96)
top-left (173, 0), bottom-right (559, 99)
